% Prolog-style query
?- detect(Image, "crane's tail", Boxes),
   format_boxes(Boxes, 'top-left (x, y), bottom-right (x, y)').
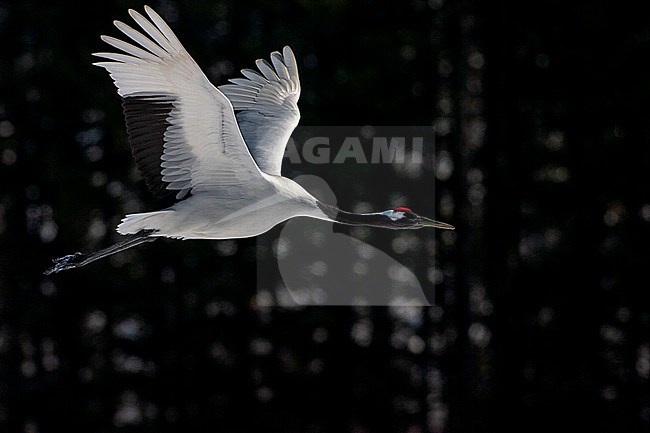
top-left (44, 229), bottom-right (157, 275)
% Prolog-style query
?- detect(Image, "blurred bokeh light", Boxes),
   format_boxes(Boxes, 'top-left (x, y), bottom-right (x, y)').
top-left (0, 1), bottom-right (649, 432)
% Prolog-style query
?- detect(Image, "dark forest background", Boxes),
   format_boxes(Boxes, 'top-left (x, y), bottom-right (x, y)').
top-left (1, 1), bottom-right (649, 432)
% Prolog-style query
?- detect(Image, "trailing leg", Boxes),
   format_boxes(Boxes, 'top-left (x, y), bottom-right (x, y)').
top-left (44, 229), bottom-right (157, 275)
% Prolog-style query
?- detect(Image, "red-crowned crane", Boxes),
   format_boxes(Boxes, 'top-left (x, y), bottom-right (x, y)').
top-left (45, 5), bottom-right (454, 275)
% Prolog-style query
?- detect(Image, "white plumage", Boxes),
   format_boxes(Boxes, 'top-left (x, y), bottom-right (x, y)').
top-left (44, 5), bottom-right (453, 275)
top-left (219, 46), bottom-right (301, 176)
top-left (93, 6), bottom-right (321, 240)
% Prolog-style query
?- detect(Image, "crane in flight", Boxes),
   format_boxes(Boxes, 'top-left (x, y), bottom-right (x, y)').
top-left (45, 5), bottom-right (454, 275)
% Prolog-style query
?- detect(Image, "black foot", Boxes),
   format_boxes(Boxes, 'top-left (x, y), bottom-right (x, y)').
top-left (43, 252), bottom-right (85, 275)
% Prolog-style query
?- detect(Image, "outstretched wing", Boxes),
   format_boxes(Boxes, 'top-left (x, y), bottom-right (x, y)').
top-left (93, 6), bottom-right (264, 205)
top-left (219, 46), bottom-right (301, 176)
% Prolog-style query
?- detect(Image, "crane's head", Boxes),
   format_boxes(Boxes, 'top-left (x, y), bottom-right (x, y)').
top-left (381, 207), bottom-right (455, 230)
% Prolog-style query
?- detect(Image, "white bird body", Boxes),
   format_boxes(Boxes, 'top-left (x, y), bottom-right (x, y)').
top-left (44, 5), bottom-right (453, 275)
top-left (118, 175), bottom-right (326, 240)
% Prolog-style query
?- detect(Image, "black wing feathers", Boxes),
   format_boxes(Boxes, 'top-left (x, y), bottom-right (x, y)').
top-left (122, 95), bottom-right (181, 206)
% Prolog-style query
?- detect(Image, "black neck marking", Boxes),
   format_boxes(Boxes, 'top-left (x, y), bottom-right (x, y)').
top-left (316, 201), bottom-right (396, 228)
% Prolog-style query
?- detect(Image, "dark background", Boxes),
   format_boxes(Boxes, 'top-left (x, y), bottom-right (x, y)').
top-left (1, 0), bottom-right (649, 432)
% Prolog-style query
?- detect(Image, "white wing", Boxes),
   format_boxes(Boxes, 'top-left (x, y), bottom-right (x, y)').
top-left (219, 46), bottom-right (301, 176)
top-left (93, 6), bottom-right (264, 203)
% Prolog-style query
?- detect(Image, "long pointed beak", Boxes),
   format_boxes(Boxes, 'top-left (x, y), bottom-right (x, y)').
top-left (421, 216), bottom-right (455, 230)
